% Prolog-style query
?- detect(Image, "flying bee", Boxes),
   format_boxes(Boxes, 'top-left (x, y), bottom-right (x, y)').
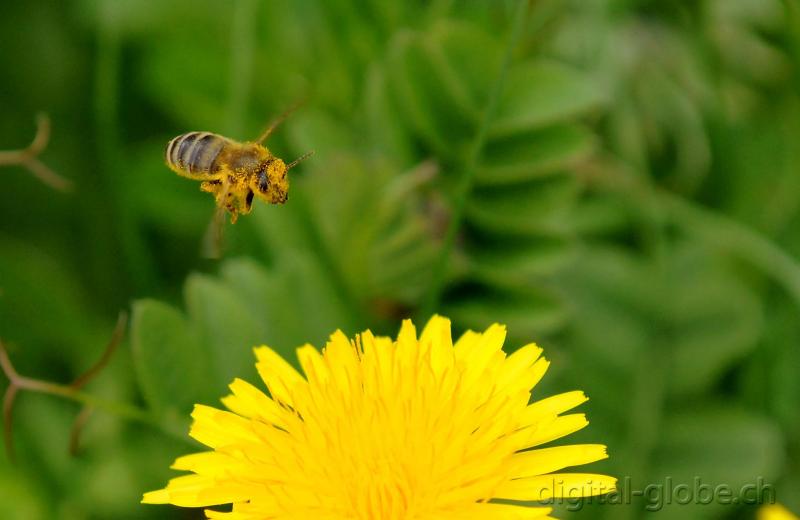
top-left (165, 107), bottom-right (312, 224)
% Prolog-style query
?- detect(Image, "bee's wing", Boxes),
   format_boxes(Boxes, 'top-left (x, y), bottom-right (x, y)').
top-left (200, 179), bottom-right (232, 260)
top-left (201, 205), bottom-right (227, 259)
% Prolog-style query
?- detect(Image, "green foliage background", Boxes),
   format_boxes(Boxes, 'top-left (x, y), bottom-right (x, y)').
top-left (1, 0), bottom-right (799, 518)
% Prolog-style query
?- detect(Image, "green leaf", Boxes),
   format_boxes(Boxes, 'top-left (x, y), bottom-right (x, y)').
top-left (386, 21), bottom-right (500, 157)
top-left (130, 251), bottom-right (356, 411)
top-left (467, 235), bottom-right (577, 282)
top-left (650, 407), bottom-right (783, 519)
top-left (184, 273), bottom-right (265, 391)
top-left (130, 299), bottom-right (214, 413)
top-left (434, 20), bottom-right (501, 107)
top-left (761, 304), bottom-right (800, 428)
top-left (367, 220), bottom-right (439, 303)
top-left (562, 246), bottom-right (659, 314)
top-left (443, 284), bottom-right (568, 341)
top-left (655, 407), bottom-right (784, 485)
top-left (221, 255), bottom-right (353, 354)
top-left (567, 193), bottom-right (637, 237)
top-left (490, 61), bottom-right (605, 139)
top-left (295, 154), bottom-right (439, 310)
top-left (387, 33), bottom-right (470, 156)
top-left (0, 468), bottom-right (46, 519)
top-left (466, 176), bottom-right (580, 235)
top-left (564, 245), bottom-right (764, 396)
top-left (476, 123), bottom-right (595, 186)
top-left (667, 270), bottom-right (763, 397)
top-left (364, 63), bottom-right (415, 164)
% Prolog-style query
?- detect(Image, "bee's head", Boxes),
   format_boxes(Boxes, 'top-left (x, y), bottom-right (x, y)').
top-left (252, 157), bottom-right (288, 204)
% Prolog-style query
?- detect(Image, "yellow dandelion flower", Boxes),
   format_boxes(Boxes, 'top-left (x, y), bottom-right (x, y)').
top-left (759, 505), bottom-right (799, 520)
top-left (143, 315), bottom-right (615, 519)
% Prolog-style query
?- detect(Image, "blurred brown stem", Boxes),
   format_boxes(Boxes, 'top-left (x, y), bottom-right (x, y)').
top-left (69, 406), bottom-right (94, 456)
top-left (0, 312), bottom-right (184, 461)
top-left (0, 113), bottom-right (72, 191)
top-left (71, 312), bottom-right (126, 390)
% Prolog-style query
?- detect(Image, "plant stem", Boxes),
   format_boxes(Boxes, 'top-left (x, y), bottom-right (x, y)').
top-left (20, 376), bottom-right (188, 443)
top-left (0, 335), bottom-right (191, 447)
top-left (0, 114), bottom-right (72, 191)
top-left (20, 375), bottom-right (145, 422)
top-left (419, 0), bottom-right (528, 319)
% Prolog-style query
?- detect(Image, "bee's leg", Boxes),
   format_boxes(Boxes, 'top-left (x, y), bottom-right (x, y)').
top-left (243, 190), bottom-right (254, 214)
top-left (220, 189), bottom-right (235, 208)
top-left (200, 180), bottom-right (220, 194)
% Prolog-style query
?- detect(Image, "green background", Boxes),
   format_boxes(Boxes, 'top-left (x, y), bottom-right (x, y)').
top-left (0, 0), bottom-right (798, 518)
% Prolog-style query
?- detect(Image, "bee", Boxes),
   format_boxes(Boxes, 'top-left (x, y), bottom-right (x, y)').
top-left (165, 108), bottom-right (312, 224)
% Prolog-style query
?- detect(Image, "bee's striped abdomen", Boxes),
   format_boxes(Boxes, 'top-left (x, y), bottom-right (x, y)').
top-left (166, 131), bottom-right (231, 177)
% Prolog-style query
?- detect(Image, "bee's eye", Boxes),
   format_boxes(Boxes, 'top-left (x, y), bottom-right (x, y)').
top-left (258, 172), bottom-right (269, 193)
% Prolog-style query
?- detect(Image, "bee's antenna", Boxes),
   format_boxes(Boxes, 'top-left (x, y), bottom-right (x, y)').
top-left (286, 151), bottom-right (314, 171)
top-left (256, 98), bottom-right (307, 144)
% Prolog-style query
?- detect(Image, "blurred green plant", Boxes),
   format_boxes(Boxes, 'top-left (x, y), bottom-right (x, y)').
top-left (1, 0), bottom-right (799, 518)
